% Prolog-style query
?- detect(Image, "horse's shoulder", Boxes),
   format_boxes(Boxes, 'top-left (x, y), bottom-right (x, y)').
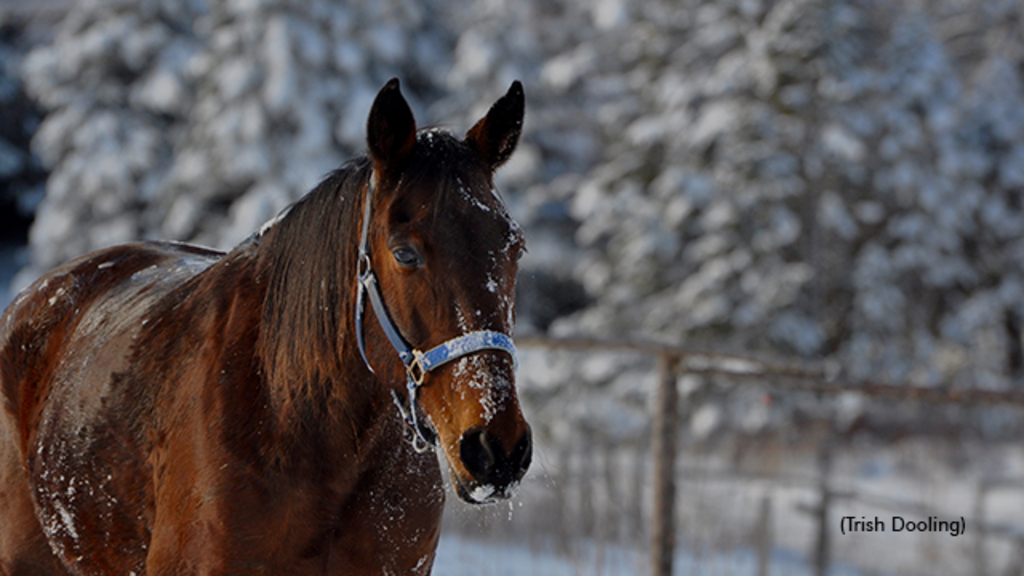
top-left (0, 242), bottom-right (223, 428)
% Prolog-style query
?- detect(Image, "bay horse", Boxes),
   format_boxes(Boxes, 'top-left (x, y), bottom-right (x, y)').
top-left (0, 78), bottom-right (532, 575)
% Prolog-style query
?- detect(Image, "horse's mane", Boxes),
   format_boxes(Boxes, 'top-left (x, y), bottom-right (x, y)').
top-left (255, 157), bottom-right (372, 407)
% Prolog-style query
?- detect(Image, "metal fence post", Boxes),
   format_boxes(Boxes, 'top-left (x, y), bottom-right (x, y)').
top-left (651, 353), bottom-right (679, 576)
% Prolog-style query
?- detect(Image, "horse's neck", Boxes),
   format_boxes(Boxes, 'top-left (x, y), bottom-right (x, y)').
top-left (237, 238), bottom-right (391, 472)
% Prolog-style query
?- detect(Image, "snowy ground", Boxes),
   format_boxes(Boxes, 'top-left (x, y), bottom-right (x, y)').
top-left (433, 534), bottom-right (868, 576)
top-left (435, 432), bottom-right (1024, 576)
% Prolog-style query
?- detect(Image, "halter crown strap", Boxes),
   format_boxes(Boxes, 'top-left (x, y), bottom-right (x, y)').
top-left (354, 171), bottom-right (518, 451)
top-left (355, 171), bottom-right (377, 372)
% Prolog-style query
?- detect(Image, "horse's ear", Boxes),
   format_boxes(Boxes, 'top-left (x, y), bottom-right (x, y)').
top-left (367, 78), bottom-right (417, 174)
top-left (466, 81), bottom-right (524, 170)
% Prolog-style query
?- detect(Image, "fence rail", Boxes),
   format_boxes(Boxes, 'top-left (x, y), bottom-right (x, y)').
top-left (516, 335), bottom-right (1024, 406)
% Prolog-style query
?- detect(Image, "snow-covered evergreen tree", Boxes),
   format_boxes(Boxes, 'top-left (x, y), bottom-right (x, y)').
top-left (18, 0), bottom-right (207, 288)
top-left (15, 0), bottom-right (1024, 395)
top-left (550, 0), bottom-right (1024, 391)
top-left (155, 0), bottom-right (461, 249)
top-left (16, 0), bottom-right (463, 281)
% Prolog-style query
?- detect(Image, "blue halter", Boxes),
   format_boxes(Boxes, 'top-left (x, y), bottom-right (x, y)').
top-left (355, 172), bottom-right (518, 452)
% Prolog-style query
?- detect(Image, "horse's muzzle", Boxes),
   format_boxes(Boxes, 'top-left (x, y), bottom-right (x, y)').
top-left (455, 425), bottom-right (532, 504)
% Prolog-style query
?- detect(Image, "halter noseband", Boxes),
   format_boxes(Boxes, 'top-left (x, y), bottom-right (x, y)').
top-left (355, 171), bottom-right (518, 452)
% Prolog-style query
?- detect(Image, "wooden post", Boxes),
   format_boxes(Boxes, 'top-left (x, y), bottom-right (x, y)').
top-left (554, 443), bottom-right (571, 555)
top-left (602, 440), bottom-right (618, 543)
top-left (755, 494), bottom-right (773, 576)
top-left (812, 442), bottom-right (833, 576)
top-left (580, 433), bottom-right (595, 539)
top-left (630, 440), bottom-right (646, 543)
top-left (975, 481), bottom-right (987, 576)
top-left (651, 353), bottom-right (679, 576)
top-left (1003, 537), bottom-right (1024, 576)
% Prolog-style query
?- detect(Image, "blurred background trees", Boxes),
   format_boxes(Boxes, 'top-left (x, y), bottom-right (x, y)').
top-left (5, 0), bottom-right (1024, 572)
top-left (5, 0), bottom-right (1024, 392)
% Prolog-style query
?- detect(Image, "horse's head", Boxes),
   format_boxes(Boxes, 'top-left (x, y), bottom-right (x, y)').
top-left (358, 79), bottom-right (531, 504)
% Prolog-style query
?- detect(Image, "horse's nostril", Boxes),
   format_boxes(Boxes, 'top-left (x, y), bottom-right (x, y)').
top-left (459, 426), bottom-right (532, 498)
top-left (513, 428), bottom-right (532, 474)
top-left (459, 428), bottom-right (497, 479)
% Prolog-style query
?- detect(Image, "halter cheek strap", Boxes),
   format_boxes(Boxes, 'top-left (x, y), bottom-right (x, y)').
top-left (355, 172), bottom-right (518, 452)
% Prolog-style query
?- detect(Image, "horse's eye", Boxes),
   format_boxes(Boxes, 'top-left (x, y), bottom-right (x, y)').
top-left (392, 246), bottom-right (422, 268)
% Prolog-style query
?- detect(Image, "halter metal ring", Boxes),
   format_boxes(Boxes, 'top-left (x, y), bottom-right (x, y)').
top-left (407, 353), bottom-right (427, 386)
top-left (357, 252), bottom-right (372, 279)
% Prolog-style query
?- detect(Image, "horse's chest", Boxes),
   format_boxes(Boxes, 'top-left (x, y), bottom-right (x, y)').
top-left (317, 468), bottom-right (446, 575)
top-left (258, 438), bottom-right (447, 574)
